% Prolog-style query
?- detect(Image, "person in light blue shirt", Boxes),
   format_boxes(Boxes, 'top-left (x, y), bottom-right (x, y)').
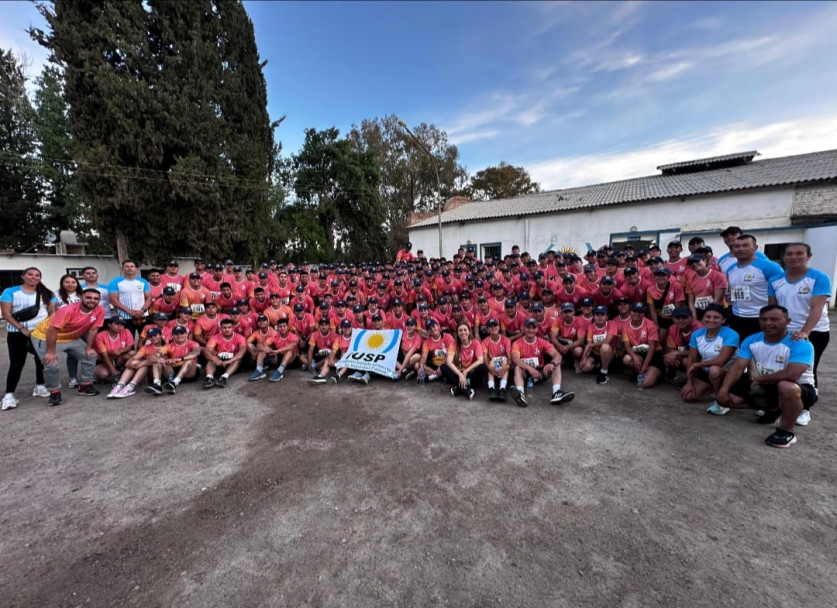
top-left (717, 305), bottom-right (816, 449)
top-left (725, 234), bottom-right (783, 340)
top-left (680, 304), bottom-right (740, 414)
top-left (768, 243), bottom-right (831, 397)
top-left (106, 260), bottom-right (151, 337)
top-left (717, 225), bottom-right (769, 274)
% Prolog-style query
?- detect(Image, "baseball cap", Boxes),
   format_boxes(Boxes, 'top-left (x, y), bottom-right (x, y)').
top-left (392, 298), bottom-right (403, 306)
top-left (524, 318), bottom-right (538, 328)
top-left (371, 313), bottom-right (383, 322)
top-left (109, 316), bottom-right (126, 324)
top-left (228, 307), bottom-right (240, 315)
top-left (340, 319), bottom-right (352, 329)
top-left (438, 297), bottom-right (448, 305)
top-left (258, 271), bottom-right (268, 279)
top-left (146, 327), bottom-right (162, 337)
top-left (653, 267), bottom-right (672, 276)
top-left (486, 318), bottom-right (500, 327)
top-left (293, 303), bottom-right (305, 312)
top-left (405, 318), bottom-right (417, 326)
top-left (224, 259), bottom-right (234, 265)
top-left (601, 277), bottom-right (614, 285)
top-left (153, 312), bottom-right (168, 320)
top-left (166, 260), bottom-right (178, 267)
top-left (236, 299), bottom-right (249, 306)
top-left (617, 297), bottom-right (631, 304)
top-left (189, 272), bottom-right (201, 279)
top-left (631, 302), bottom-right (646, 312)
top-left (162, 286), bottom-right (175, 296)
top-left (593, 306), bottom-right (608, 315)
top-left (561, 303), bottom-right (575, 312)
top-left (425, 318), bottom-right (438, 327)
top-left (687, 254), bottom-right (705, 265)
top-left (580, 297), bottom-right (594, 307)
top-left (531, 302), bottom-right (544, 312)
top-left (172, 326), bottom-right (188, 335)
top-left (257, 314), bottom-right (269, 322)
top-left (505, 299), bottom-right (517, 308)
top-left (318, 317), bottom-right (330, 325)
top-left (673, 307), bottom-right (692, 318)
top-left (623, 267), bottom-right (638, 276)
top-left (180, 306), bottom-right (192, 314)
top-left (562, 275), bottom-right (575, 283)
top-left (353, 304), bottom-right (364, 313)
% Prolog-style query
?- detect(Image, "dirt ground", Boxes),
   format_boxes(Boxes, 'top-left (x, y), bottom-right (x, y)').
top-left (1, 326), bottom-right (835, 608)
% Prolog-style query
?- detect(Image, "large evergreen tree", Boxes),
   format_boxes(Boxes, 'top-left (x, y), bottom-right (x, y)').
top-left (32, 0), bottom-right (275, 263)
top-left (0, 49), bottom-right (44, 251)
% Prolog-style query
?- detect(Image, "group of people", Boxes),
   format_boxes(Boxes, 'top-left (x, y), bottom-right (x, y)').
top-left (1, 225), bottom-right (830, 448)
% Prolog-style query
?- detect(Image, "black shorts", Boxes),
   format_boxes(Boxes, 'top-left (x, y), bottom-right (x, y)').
top-left (648, 351), bottom-right (665, 371)
top-left (656, 316), bottom-right (673, 330)
top-left (730, 377), bottom-right (818, 409)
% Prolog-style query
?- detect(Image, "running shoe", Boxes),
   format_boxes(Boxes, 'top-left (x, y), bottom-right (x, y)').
top-left (706, 401), bottom-right (730, 416)
top-left (360, 372), bottom-right (371, 385)
top-left (796, 410), bottom-right (811, 426)
top-left (269, 369), bottom-right (284, 382)
top-left (106, 386), bottom-right (122, 399)
top-left (32, 385), bottom-right (50, 398)
top-left (404, 369), bottom-right (416, 381)
top-left (114, 385), bottom-right (135, 399)
top-left (756, 409), bottom-right (781, 424)
top-left (450, 387), bottom-right (461, 397)
top-left (308, 375), bottom-right (327, 385)
top-left (68, 378), bottom-right (79, 389)
top-left (488, 388), bottom-right (498, 401)
top-left (466, 388), bottom-right (475, 401)
top-left (498, 388), bottom-right (507, 402)
top-left (512, 388), bottom-right (527, 408)
top-left (2, 394), bottom-right (19, 410)
top-left (596, 373), bottom-right (609, 385)
top-left (215, 376), bottom-right (227, 388)
top-left (202, 377), bottom-right (215, 389)
top-left (77, 383), bottom-right (100, 397)
top-left (47, 391), bottom-right (62, 407)
top-left (349, 371), bottom-right (364, 382)
top-left (765, 428), bottom-right (796, 448)
top-left (550, 390), bottom-right (575, 405)
top-left (163, 381), bottom-right (176, 395)
top-left (249, 369), bottom-right (266, 381)
top-left (145, 382), bottom-right (163, 396)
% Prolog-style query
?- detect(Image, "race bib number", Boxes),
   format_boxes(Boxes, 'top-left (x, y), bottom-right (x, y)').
top-left (317, 348), bottom-right (331, 358)
top-left (755, 363), bottom-right (775, 376)
top-left (660, 304), bottom-right (675, 318)
top-left (592, 333), bottom-right (607, 344)
top-left (522, 356), bottom-right (539, 368)
top-left (730, 286), bottom-right (750, 302)
top-left (218, 351), bottom-right (233, 360)
top-left (694, 296), bottom-right (713, 310)
top-left (169, 283), bottom-right (181, 293)
top-left (191, 304), bottom-right (205, 314)
top-left (491, 356), bottom-right (507, 368)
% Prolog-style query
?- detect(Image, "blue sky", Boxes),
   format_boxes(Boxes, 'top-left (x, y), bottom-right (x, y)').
top-left (4, 1), bottom-right (837, 189)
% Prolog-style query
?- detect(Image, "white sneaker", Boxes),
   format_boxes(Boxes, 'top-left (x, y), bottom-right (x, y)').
top-left (2, 393), bottom-right (19, 411)
top-left (68, 378), bottom-right (79, 389)
top-left (33, 385), bottom-right (50, 398)
top-left (796, 409), bottom-right (811, 426)
top-left (107, 386), bottom-right (122, 399)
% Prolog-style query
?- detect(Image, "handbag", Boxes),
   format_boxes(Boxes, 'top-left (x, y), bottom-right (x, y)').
top-left (11, 291), bottom-right (42, 323)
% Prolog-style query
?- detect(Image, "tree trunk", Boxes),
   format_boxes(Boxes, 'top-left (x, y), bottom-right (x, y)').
top-left (115, 228), bottom-right (129, 263)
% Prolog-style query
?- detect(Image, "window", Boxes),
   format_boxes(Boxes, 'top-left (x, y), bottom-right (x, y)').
top-left (611, 237), bottom-right (657, 251)
top-left (0, 270), bottom-right (24, 292)
top-left (481, 242), bottom-right (501, 261)
top-left (65, 268), bottom-right (86, 279)
top-left (763, 243), bottom-right (790, 263)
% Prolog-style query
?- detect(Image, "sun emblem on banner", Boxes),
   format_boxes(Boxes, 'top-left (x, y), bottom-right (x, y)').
top-left (352, 329), bottom-right (401, 354)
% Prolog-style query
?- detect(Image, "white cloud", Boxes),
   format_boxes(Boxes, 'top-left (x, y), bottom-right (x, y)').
top-left (528, 114), bottom-right (837, 190)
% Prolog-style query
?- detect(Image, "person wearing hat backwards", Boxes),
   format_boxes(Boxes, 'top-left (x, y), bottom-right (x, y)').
top-left (511, 318), bottom-right (575, 407)
top-left (94, 316), bottom-right (135, 384)
top-left (29, 288), bottom-right (104, 406)
top-left (107, 327), bottom-right (164, 399)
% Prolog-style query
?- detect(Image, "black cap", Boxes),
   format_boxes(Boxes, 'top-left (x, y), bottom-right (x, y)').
top-left (673, 307), bottom-right (692, 318)
top-left (189, 272), bottom-right (201, 279)
top-left (147, 327), bottom-right (162, 337)
top-left (293, 303), bottom-right (305, 312)
top-left (631, 302), bottom-right (646, 312)
top-left (340, 319), bottom-right (352, 328)
top-left (561, 303), bottom-right (575, 312)
top-left (180, 306), bottom-right (192, 313)
top-left (371, 313), bottom-right (383, 321)
top-left (172, 325), bottom-right (188, 335)
top-left (257, 314), bottom-right (269, 322)
top-left (236, 299), bottom-right (249, 306)
top-left (167, 260), bottom-right (178, 267)
top-left (581, 297), bottom-right (594, 307)
top-left (318, 317), bottom-right (330, 324)
top-left (258, 271), bottom-right (268, 279)
top-left (562, 275), bottom-right (575, 283)
top-left (229, 307), bottom-right (241, 315)
top-left (524, 318), bottom-right (538, 327)
top-left (486, 318), bottom-right (500, 327)
top-left (163, 286), bottom-right (176, 296)
top-left (405, 318), bottom-right (417, 326)
top-left (601, 277), bottom-right (614, 285)
top-left (109, 316), bottom-right (126, 324)
top-left (624, 267), bottom-right (638, 275)
top-left (653, 267), bottom-right (672, 276)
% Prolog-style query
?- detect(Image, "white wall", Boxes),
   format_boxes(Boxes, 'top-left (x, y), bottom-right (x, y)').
top-left (410, 188), bottom-right (795, 259)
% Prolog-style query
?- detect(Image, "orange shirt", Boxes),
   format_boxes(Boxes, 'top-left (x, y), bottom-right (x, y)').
top-left (206, 332), bottom-right (247, 355)
top-left (622, 318), bottom-right (661, 350)
top-left (512, 336), bottom-right (553, 368)
top-left (30, 303), bottom-right (104, 343)
top-left (94, 329), bottom-right (135, 356)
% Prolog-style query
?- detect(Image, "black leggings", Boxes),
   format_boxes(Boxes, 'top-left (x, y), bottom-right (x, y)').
top-left (440, 363), bottom-right (488, 391)
top-left (6, 332), bottom-right (45, 393)
top-left (809, 330), bottom-right (829, 389)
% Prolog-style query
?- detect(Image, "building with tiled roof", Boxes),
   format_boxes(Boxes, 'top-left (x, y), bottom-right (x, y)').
top-left (408, 148), bottom-right (837, 286)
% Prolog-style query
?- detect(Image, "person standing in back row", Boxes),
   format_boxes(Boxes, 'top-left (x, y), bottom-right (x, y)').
top-left (725, 235), bottom-right (783, 341)
top-left (107, 260), bottom-right (152, 337)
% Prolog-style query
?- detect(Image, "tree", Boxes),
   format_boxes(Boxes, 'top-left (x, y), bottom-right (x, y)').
top-left (32, 0), bottom-right (276, 264)
top-left (32, 63), bottom-right (89, 238)
top-left (0, 49), bottom-right (44, 251)
top-left (466, 162), bottom-right (540, 201)
top-left (288, 127), bottom-right (386, 263)
top-left (347, 115), bottom-right (467, 257)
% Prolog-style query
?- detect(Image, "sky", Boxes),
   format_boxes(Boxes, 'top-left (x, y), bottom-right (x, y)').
top-left (3, 1), bottom-right (837, 190)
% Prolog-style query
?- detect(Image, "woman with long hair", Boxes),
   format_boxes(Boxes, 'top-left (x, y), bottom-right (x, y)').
top-left (440, 322), bottom-right (487, 400)
top-left (56, 274), bottom-right (85, 387)
top-left (57, 274), bottom-right (83, 307)
top-left (1, 267), bottom-right (56, 409)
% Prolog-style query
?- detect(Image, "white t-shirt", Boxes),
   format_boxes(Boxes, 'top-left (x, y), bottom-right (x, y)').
top-left (768, 269), bottom-right (831, 333)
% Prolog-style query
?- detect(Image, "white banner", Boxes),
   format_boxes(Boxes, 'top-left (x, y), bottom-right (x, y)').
top-left (336, 329), bottom-right (402, 376)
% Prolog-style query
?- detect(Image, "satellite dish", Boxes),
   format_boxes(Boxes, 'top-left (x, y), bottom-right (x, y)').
top-left (45, 233), bottom-right (57, 243)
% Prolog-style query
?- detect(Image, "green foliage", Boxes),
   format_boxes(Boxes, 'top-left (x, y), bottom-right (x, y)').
top-left (33, 0), bottom-right (275, 264)
top-left (347, 115), bottom-right (467, 257)
top-left (287, 127), bottom-right (386, 263)
top-left (466, 161), bottom-right (540, 201)
top-left (0, 49), bottom-right (44, 251)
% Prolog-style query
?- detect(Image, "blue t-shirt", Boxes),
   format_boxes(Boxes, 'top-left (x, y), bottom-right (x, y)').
top-left (689, 326), bottom-right (740, 370)
top-left (726, 257), bottom-right (784, 318)
top-left (768, 269), bottom-right (832, 333)
top-left (0, 286), bottom-right (52, 332)
top-left (106, 276), bottom-right (151, 319)
top-left (738, 331), bottom-right (815, 386)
